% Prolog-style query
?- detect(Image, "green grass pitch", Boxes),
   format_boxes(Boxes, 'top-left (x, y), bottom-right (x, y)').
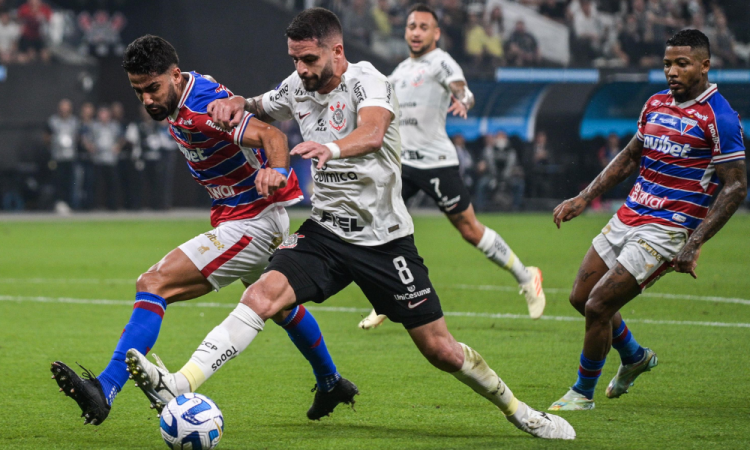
top-left (0, 212), bottom-right (748, 449)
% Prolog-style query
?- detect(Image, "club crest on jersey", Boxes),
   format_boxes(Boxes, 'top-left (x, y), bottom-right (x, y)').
top-left (411, 69), bottom-right (426, 87)
top-left (329, 102), bottom-right (346, 131)
top-left (680, 117), bottom-right (698, 135)
top-left (279, 233), bottom-right (304, 249)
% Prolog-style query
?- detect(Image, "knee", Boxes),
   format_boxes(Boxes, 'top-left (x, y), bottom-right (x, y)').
top-left (136, 269), bottom-right (167, 296)
top-left (421, 340), bottom-right (464, 372)
top-left (584, 295), bottom-right (611, 323)
top-left (569, 293), bottom-right (587, 315)
top-left (240, 272), bottom-right (292, 321)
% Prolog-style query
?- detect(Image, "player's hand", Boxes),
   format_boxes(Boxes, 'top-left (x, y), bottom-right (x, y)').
top-left (291, 141), bottom-right (333, 170)
top-left (254, 167), bottom-right (287, 198)
top-left (673, 244), bottom-right (701, 279)
top-left (553, 195), bottom-right (588, 229)
top-left (448, 96), bottom-right (468, 119)
top-left (207, 96), bottom-right (246, 129)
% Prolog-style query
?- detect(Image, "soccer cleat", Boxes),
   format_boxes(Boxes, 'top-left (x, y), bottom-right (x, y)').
top-left (606, 347), bottom-right (658, 399)
top-left (519, 267), bottom-right (546, 319)
top-left (358, 309), bottom-right (388, 330)
top-left (125, 349), bottom-right (180, 414)
top-left (548, 389), bottom-right (595, 411)
top-left (509, 403), bottom-right (576, 440)
top-left (307, 377), bottom-right (359, 420)
top-left (50, 361), bottom-right (111, 425)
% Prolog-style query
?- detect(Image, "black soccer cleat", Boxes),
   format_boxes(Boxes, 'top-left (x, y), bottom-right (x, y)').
top-left (50, 361), bottom-right (111, 426)
top-left (307, 377), bottom-right (359, 420)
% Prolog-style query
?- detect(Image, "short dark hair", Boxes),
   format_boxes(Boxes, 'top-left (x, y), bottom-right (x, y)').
top-left (285, 8), bottom-right (342, 45)
top-left (122, 35), bottom-right (179, 75)
top-left (666, 29), bottom-right (711, 59)
top-left (408, 3), bottom-right (439, 25)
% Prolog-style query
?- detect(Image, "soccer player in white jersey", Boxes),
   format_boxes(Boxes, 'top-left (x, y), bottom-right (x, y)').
top-left (359, 4), bottom-right (544, 330)
top-left (127, 8), bottom-right (574, 439)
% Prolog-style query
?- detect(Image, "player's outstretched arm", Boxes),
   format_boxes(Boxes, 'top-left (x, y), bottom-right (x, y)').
top-left (553, 135), bottom-right (643, 228)
top-left (448, 81), bottom-right (474, 119)
top-left (672, 159), bottom-right (747, 278)
top-left (241, 117), bottom-right (290, 198)
top-left (290, 106), bottom-right (392, 169)
top-left (208, 94), bottom-right (273, 129)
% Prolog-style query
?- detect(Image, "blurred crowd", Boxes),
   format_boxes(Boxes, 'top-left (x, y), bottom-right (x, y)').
top-left (304, 0), bottom-right (748, 71)
top-left (44, 98), bottom-right (178, 214)
top-left (0, 0), bottom-right (126, 65)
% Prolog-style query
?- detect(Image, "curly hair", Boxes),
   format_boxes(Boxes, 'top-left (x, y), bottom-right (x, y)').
top-left (122, 35), bottom-right (179, 75)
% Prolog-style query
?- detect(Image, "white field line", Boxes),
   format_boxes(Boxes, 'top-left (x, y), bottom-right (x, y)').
top-left (1, 277), bottom-right (749, 306)
top-left (1, 295), bottom-right (748, 329)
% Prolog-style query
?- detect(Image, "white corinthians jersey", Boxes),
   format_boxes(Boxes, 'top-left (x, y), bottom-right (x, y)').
top-left (389, 48), bottom-right (465, 169)
top-left (263, 61), bottom-right (413, 246)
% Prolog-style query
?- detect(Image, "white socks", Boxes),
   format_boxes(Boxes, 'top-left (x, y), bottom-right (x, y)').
top-left (451, 343), bottom-right (519, 416)
top-left (179, 303), bottom-right (265, 391)
top-left (476, 227), bottom-right (532, 284)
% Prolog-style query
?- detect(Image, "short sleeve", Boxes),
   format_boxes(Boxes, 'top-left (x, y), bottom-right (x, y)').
top-left (353, 73), bottom-right (394, 115)
top-left (262, 74), bottom-right (295, 122)
top-left (434, 56), bottom-right (465, 90)
top-left (636, 99), bottom-right (652, 141)
top-left (712, 109), bottom-right (745, 164)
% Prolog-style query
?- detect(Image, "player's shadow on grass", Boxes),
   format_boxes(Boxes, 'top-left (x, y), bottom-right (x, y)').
top-left (266, 422), bottom-right (528, 441)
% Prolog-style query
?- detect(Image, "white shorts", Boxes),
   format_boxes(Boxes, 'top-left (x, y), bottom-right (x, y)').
top-left (179, 205), bottom-right (290, 291)
top-left (592, 215), bottom-right (688, 290)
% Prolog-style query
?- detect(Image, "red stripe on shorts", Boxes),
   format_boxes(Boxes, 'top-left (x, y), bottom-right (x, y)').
top-left (200, 235), bottom-right (253, 278)
top-left (639, 262), bottom-right (670, 290)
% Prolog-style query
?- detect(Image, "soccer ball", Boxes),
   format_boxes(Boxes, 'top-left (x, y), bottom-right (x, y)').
top-left (160, 393), bottom-right (224, 450)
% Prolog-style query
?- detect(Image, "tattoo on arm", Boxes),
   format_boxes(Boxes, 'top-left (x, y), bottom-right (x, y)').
top-left (580, 135), bottom-right (643, 202)
top-left (244, 95), bottom-right (272, 123)
top-left (449, 81), bottom-right (474, 110)
top-left (686, 160), bottom-right (747, 247)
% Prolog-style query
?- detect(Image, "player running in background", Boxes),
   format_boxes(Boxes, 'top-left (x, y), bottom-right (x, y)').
top-left (129, 8), bottom-right (575, 439)
top-left (51, 35), bottom-right (353, 425)
top-left (359, 4), bottom-right (544, 330)
top-left (549, 29), bottom-right (746, 411)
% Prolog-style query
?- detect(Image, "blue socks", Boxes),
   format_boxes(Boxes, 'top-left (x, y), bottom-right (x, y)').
top-left (612, 320), bottom-right (645, 365)
top-left (98, 292), bottom-right (167, 405)
top-left (572, 353), bottom-right (605, 400)
top-left (276, 305), bottom-right (340, 392)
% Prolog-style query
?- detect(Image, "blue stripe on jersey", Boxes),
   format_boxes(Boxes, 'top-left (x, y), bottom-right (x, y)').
top-left (635, 178), bottom-right (712, 207)
top-left (212, 189), bottom-right (261, 207)
top-left (624, 202), bottom-right (702, 229)
top-left (640, 156), bottom-right (708, 181)
top-left (184, 72), bottom-right (231, 113)
top-left (190, 150), bottom-right (248, 179)
top-left (707, 93), bottom-right (746, 154)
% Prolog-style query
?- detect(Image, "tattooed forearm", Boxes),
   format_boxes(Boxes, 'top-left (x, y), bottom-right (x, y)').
top-left (686, 160), bottom-right (747, 248)
top-left (449, 81), bottom-right (474, 110)
top-left (244, 95), bottom-right (273, 123)
top-left (580, 135), bottom-right (643, 202)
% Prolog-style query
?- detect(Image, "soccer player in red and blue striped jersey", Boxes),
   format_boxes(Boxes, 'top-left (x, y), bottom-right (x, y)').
top-left (549, 29), bottom-right (747, 411)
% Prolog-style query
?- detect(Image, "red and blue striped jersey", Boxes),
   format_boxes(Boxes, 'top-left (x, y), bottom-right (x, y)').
top-left (618, 84), bottom-right (745, 232)
top-left (167, 72), bottom-right (302, 227)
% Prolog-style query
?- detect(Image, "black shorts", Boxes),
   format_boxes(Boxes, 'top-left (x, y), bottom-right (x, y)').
top-left (266, 219), bottom-right (443, 329)
top-left (401, 164), bottom-right (472, 215)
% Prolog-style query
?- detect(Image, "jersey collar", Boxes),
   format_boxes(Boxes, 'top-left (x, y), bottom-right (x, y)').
top-left (671, 83), bottom-right (718, 108)
top-left (170, 72), bottom-right (195, 120)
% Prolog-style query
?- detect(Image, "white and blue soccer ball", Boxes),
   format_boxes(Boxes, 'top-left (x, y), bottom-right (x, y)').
top-left (160, 393), bottom-right (224, 450)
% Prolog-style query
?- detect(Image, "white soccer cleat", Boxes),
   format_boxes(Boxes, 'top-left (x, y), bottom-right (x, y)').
top-left (358, 309), bottom-right (388, 330)
top-left (548, 389), bottom-right (595, 411)
top-left (125, 349), bottom-right (181, 414)
top-left (509, 402), bottom-right (576, 440)
top-left (606, 347), bottom-right (658, 398)
top-left (519, 266), bottom-right (546, 319)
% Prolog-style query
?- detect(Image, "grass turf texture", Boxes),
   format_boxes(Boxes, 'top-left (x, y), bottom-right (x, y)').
top-left (0, 212), bottom-right (748, 449)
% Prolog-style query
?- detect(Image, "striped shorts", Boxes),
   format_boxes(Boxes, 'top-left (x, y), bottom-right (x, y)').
top-left (179, 205), bottom-right (289, 291)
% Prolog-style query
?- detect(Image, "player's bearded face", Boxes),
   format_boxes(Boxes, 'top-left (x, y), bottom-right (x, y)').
top-left (405, 12), bottom-right (439, 57)
top-left (300, 58), bottom-right (334, 92)
top-left (128, 71), bottom-right (181, 121)
top-left (145, 82), bottom-right (179, 121)
top-left (663, 46), bottom-right (708, 102)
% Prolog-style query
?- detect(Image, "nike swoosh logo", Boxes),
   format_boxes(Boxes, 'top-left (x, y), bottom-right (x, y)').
top-left (298, 112), bottom-right (311, 120)
top-left (408, 298), bottom-right (428, 309)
